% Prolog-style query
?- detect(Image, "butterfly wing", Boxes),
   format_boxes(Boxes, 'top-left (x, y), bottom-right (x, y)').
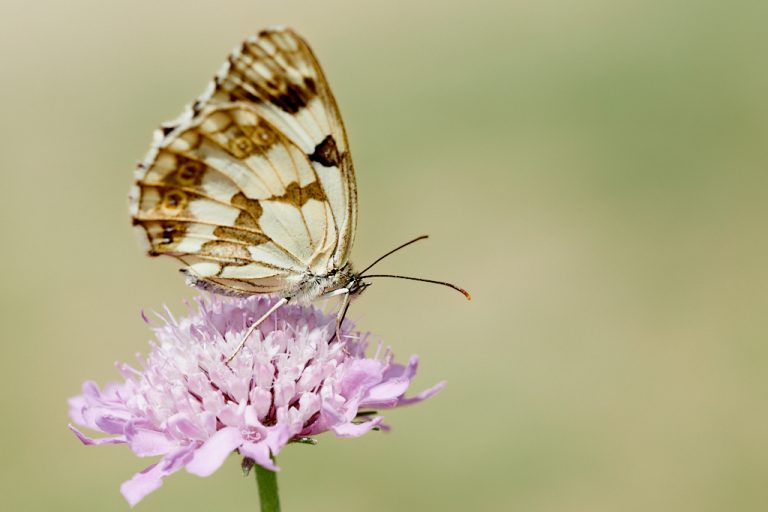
top-left (130, 28), bottom-right (357, 296)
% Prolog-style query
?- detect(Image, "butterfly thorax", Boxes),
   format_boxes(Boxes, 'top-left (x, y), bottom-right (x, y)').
top-left (288, 262), bottom-right (361, 305)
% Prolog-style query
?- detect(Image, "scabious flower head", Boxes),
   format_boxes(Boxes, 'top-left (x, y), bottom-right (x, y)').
top-left (68, 295), bottom-right (444, 506)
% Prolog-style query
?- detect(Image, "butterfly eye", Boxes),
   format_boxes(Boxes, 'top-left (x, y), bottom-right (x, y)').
top-left (229, 136), bottom-right (255, 158)
top-left (161, 190), bottom-right (188, 213)
top-left (177, 161), bottom-right (203, 184)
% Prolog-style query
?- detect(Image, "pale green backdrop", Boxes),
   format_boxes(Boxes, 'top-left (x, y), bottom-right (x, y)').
top-left (2, 1), bottom-right (768, 511)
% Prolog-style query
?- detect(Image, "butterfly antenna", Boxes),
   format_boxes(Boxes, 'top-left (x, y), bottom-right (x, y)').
top-left (359, 235), bottom-right (430, 275)
top-left (361, 274), bottom-right (471, 300)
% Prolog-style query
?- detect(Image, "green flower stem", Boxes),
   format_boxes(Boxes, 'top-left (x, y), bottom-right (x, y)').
top-left (254, 462), bottom-right (281, 512)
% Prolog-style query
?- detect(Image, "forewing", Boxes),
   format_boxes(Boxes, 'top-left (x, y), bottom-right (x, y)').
top-left (131, 27), bottom-right (358, 294)
top-left (214, 28), bottom-right (357, 267)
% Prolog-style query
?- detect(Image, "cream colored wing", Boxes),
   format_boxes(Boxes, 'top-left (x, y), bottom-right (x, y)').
top-left (130, 28), bottom-right (357, 295)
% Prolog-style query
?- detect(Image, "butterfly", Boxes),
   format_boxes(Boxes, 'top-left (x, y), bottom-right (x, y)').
top-left (129, 27), bottom-right (469, 356)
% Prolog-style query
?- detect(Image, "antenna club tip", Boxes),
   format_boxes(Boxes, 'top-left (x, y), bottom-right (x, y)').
top-left (461, 289), bottom-right (472, 301)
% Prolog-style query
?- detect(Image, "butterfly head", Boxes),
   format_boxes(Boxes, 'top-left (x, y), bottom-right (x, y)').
top-left (345, 273), bottom-right (371, 299)
top-left (327, 263), bottom-right (370, 301)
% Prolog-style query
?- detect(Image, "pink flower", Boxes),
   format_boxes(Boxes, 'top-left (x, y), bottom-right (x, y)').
top-left (68, 295), bottom-right (444, 506)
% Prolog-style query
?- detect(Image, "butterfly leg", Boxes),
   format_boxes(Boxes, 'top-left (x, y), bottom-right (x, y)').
top-left (226, 297), bottom-right (289, 363)
top-left (330, 292), bottom-right (353, 355)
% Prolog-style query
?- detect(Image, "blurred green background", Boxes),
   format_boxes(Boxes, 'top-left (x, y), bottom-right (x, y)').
top-left (2, 0), bottom-right (768, 510)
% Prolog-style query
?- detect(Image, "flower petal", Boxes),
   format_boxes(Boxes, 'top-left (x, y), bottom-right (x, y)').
top-left (332, 416), bottom-right (383, 437)
top-left (265, 425), bottom-right (294, 455)
top-left (167, 413), bottom-right (209, 441)
top-left (126, 424), bottom-right (179, 457)
top-left (69, 424), bottom-right (126, 445)
top-left (398, 380), bottom-right (447, 406)
top-left (382, 355), bottom-right (419, 381)
top-left (340, 360), bottom-right (384, 398)
top-left (185, 427), bottom-right (243, 477)
top-left (67, 396), bottom-right (88, 426)
top-left (361, 379), bottom-right (411, 407)
top-left (239, 441), bottom-right (279, 471)
top-left (94, 414), bottom-right (129, 435)
top-left (120, 445), bottom-right (196, 506)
